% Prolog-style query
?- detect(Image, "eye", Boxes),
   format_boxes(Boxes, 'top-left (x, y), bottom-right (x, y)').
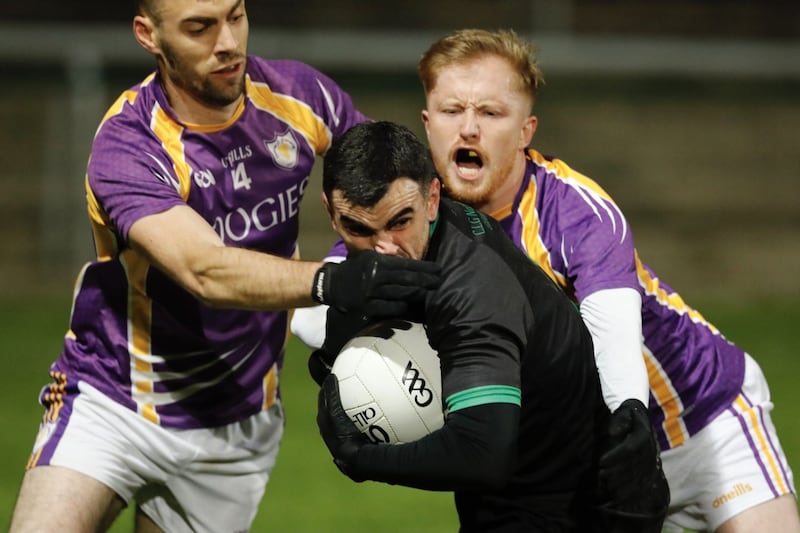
top-left (184, 20), bottom-right (212, 36)
top-left (388, 217), bottom-right (412, 231)
top-left (342, 220), bottom-right (374, 238)
top-left (348, 227), bottom-right (373, 237)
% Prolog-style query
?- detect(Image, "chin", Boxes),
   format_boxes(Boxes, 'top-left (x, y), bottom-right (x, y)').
top-left (442, 180), bottom-right (485, 204)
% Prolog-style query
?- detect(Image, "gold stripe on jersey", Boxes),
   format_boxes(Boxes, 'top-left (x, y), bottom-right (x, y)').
top-left (245, 77), bottom-right (332, 155)
top-left (66, 263), bottom-right (90, 341)
top-left (150, 103), bottom-right (192, 201)
top-left (516, 180), bottom-right (564, 287)
top-left (116, 93), bottom-right (193, 423)
top-left (99, 88), bottom-right (140, 126)
top-left (94, 74), bottom-right (152, 135)
top-left (734, 396), bottom-right (791, 496)
top-left (120, 248), bottom-right (159, 424)
top-left (644, 345), bottom-right (689, 448)
top-left (636, 250), bottom-right (722, 449)
top-left (528, 149), bottom-right (613, 201)
top-left (86, 175), bottom-right (119, 261)
top-left (262, 362), bottom-right (278, 410)
top-left (86, 75), bottom-right (156, 262)
top-left (635, 251), bottom-right (719, 335)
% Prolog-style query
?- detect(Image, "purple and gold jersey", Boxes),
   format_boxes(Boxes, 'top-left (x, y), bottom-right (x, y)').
top-left (495, 148), bottom-right (745, 451)
top-left (49, 57), bottom-right (367, 429)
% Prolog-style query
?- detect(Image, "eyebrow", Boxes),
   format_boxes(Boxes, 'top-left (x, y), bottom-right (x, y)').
top-left (339, 206), bottom-right (416, 234)
top-left (181, 0), bottom-right (244, 25)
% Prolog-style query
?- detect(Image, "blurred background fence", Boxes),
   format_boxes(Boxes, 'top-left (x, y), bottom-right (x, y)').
top-left (1, 0), bottom-right (798, 302)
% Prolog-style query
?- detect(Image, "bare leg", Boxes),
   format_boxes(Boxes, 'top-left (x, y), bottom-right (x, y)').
top-left (716, 494), bottom-right (800, 533)
top-left (9, 465), bottom-right (125, 533)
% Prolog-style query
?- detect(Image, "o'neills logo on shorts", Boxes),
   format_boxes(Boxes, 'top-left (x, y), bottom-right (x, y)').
top-left (712, 483), bottom-right (753, 508)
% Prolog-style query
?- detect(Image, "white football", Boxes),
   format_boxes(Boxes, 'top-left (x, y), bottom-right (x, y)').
top-left (332, 320), bottom-right (444, 444)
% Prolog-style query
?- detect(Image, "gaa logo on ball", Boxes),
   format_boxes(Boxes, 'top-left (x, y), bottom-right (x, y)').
top-left (332, 320), bottom-right (444, 444)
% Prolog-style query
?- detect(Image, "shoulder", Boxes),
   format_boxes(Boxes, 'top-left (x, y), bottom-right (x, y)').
top-left (246, 56), bottom-right (321, 77)
top-left (437, 198), bottom-right (498, 240)
top-left (245, 56), bottom-right (338, 92)
top-left (432, 199), bottom-right (525, 288)
top-left (526, 149), bottom-right (620, 208)
top-left (89, 80), bottom-right (167, 177)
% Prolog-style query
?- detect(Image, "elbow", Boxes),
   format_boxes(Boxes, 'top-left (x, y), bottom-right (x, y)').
top-left (174, 270), bottom-right (230, 308)
top-left (446, 403), bottom-right (520, 491)
top-left (473, 439), bottom-right (517, 491)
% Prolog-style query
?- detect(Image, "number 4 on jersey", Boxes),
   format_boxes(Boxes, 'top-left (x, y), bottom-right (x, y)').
top-left (231, 162), bottom-right (252, 190)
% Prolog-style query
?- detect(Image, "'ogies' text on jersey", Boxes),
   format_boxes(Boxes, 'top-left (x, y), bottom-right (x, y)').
top-left (48, 57), bottom-right (367, 430)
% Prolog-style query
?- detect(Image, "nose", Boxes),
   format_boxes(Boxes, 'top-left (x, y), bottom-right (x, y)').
top-left (373, 233), bottom-right (400, 255)
top-left (459, 110), bottom-right (480, 139)
top-left (215, 22), bottom-right (239, 53)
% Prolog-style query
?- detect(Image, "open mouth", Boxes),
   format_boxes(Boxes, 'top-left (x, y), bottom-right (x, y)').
top-left (214, 63), bottom-right (241, 75)
top-left (455, 148), bottom-right (483, 177)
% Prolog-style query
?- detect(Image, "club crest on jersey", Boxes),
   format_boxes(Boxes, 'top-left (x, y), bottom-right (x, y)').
top-left (265, 130), bottom-right (299, 170)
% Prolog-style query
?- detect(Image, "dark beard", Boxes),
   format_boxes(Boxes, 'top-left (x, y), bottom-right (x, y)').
top-left (160, 42), bottom-right (244, 107)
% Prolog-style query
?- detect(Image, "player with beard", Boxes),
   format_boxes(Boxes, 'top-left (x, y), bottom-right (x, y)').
top-left (8, 1), bottom-right (440, 532)
top-left (416, 29), bottom-right (798, 533)
top-left (294, 28), bottom-right (800, 533)
top-left (316, 120), bottom-right (617, 532)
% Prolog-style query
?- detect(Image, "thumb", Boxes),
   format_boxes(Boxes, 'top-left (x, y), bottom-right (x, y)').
top-left (322, 374), bottom-right (345, 419)
top-left (607, 407), bottom-right (634, 439)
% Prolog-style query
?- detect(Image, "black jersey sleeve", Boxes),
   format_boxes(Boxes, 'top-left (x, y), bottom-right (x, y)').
top-left (348, 402), bottom-right (520, 491)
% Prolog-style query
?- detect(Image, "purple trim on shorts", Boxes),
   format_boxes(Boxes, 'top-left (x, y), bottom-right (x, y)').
top-left (31, 376), bottom-right (79, 467)
top-left (730, 393), bottom-right (779, 498)
top-left (744, 390), bottom-right (793, 495)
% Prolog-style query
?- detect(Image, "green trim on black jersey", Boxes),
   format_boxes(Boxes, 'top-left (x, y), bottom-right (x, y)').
top-left (429, 212), bottom-right (439, 237)
top-left (446, 385), bottom-right (521, 412)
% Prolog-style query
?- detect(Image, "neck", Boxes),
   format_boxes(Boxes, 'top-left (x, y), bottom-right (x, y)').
top-left (160, 76), bottom-right (242, 125)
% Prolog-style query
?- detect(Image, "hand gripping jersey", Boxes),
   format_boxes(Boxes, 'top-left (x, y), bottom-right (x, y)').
top-left (496, 148), bottom-right (746, 451)
top-left (47, 57), bottom-right (367, 430)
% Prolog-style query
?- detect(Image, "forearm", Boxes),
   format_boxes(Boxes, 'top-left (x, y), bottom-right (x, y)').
top-left (128, 205), bottom-right (323, 310)
top-left (350, 403), bottom-right (518, 492)
top-left (580, 288), bottom-right (649, 410)
top-left (183, 246), bottom-right (323, 310)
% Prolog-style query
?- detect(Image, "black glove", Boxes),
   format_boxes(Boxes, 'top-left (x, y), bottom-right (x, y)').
top-left (311, 249), bottom-right (441, 316)
top-left (595, 399), bottom-right (670, 533)
top-left (307, 307), bottom-right (372, 386)
top-left (317, 374), bottom-right (371, 482)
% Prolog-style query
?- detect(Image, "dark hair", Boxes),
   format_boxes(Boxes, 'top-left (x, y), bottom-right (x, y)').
top-left (323, 121), bottom-right (436, 207)
top-left (136, 0), bottom-right (162, 24)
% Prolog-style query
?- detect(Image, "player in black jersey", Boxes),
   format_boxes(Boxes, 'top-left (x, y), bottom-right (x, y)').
top-left (313, 121), bottom-right (664, 532)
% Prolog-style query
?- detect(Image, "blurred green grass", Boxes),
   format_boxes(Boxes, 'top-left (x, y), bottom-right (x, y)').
top-left (1, 295), bottom-right (798, 532)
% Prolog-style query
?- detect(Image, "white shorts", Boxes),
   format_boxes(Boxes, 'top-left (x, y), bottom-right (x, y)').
top-left (661, 353), bottom-right (796, 532)
top-left (36, 381), bottom-right (284, 533)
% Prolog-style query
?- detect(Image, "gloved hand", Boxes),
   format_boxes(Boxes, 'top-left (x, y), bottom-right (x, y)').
top-left (307, 307), bottom-right (371, 386)
top-left (317, 374), bottom-right (371, 482)
top-left (311, 249), bottom-right (441, 316)
top-left (595, 398), bottom-right (670, 533)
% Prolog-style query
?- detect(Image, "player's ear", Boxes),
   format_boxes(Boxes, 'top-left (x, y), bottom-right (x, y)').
top-left (133, 15), bottom-right (159, 54)
top-left (520, 115), bottom-right (538, 148)
top-left (426, 178), bottom-right (441, 221)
